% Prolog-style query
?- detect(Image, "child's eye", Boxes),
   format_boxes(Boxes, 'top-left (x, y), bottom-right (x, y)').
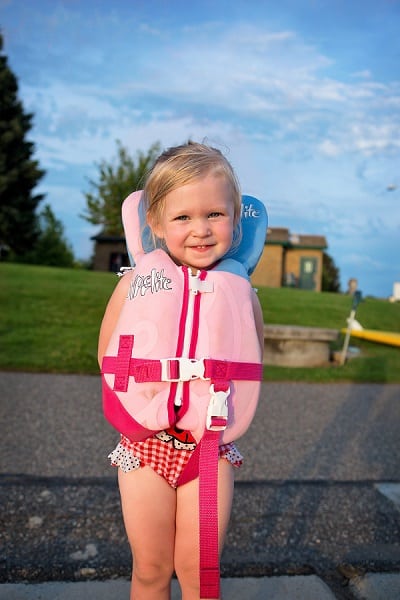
top-left (208, 212), bottom-right (223, 218)
top-left (175, 215), bottom-right (190, 221)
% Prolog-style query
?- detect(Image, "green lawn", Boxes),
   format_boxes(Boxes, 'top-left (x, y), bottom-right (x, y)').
top-left (1, 262), bottom-right (399, 382)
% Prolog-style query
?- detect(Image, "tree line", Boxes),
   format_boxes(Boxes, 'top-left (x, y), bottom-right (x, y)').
top-left (0, 33), bottom-right (340, 291)
top-left (0, 32), bottom-right (72, 266)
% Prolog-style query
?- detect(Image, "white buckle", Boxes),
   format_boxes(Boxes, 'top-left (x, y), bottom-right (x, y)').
top-left (189, 276), bottom-right (214, 295)
top-left (160, 357), bottom-right (207, 382)
top-left (206, 384), bottom-right (229, 431)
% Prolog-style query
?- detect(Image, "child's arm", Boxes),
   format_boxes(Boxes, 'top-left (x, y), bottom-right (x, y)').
top-left (98, 274), bottom-right (132, 367)
top-left (251, 289), bottom-right (264, 356)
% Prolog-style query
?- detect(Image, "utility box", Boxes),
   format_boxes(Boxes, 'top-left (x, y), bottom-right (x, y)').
top-left (390, 282), bottom-right (400, 302)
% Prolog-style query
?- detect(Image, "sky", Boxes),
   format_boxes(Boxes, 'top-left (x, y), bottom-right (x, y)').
top-left (1, 0), bottom-right (400, 298)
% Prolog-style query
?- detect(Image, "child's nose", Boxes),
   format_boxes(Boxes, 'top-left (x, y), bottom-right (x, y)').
top-left (193, 218), bottom-right (211, 236)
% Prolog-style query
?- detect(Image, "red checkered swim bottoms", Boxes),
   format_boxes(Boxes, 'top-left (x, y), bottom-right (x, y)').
top-left (109, 426), bottom-right (243, 489)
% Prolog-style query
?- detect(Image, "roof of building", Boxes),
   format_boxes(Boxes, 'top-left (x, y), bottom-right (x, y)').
top-left (91, 232), bottom-right (124, 243)
top-left (267, 228), bottom-right (327, 249)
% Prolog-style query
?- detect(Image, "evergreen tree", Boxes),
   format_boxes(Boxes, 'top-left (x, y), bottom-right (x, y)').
top-left (81, 140), bottom-right (160, 235)
top-left (22, 204), bottom-right (75, 268)
top-left (0, 32), bottom-right (45, 258)
top-left (322, 251), bottom-right (341, 292)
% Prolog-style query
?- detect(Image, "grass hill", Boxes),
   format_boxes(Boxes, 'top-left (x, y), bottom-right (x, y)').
top-left (1, 263), bottom-right (399, 383)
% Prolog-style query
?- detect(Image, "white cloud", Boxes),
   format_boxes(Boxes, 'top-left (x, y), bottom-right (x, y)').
top-left (319, 140), bottom-right (341, 157)
top-left (38, 184), bottom-right (85, 212)
top-left (33, 113), bottom-right (243, 170)
top-left (15, 19), bottom-right (399, 173)
top-left (21, 81), bottom-right (127, 131)
top-left (139, 22), bottom-right (162, 37)
top-left (351, 122), bottom-right (400, 154)
top-left (343, 253), bottom-right (388, 270)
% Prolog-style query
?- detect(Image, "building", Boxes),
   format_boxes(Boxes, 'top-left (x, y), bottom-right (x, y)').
top-left (251, 227), bottom-right (327, 291)
top-left (92, 226), bottom-right (327, 292)
top-left (91, 233), bottom-right (129, 273)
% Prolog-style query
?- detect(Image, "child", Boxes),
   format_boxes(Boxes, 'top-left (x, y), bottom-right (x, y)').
top-left (98, 141), bottom-right (264, 600)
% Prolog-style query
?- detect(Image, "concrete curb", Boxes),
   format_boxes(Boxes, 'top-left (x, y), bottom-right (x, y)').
top-left (2, 573), bottom-right (400, 600)
top-left (0, 576), bottom-right (342, 600)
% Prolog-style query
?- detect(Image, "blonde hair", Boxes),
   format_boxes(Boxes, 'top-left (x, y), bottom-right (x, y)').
top-left (143, 141), bottom-right (242, 233)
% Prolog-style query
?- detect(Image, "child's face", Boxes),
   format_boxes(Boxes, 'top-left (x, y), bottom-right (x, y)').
top-left (151, 173), bottom-right (235, 272)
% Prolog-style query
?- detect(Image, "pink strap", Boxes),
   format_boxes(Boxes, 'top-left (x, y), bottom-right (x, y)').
top-left (199, 429), bottom-right (221, 599)
top-left (102, 354), bottom-right (164, 386)
top-left (102, 354), bottom-right (262, 385)
top-left (204, 358), bottom-right (262, 381)
top-left (198, 378), bottom-right (230, 599)
top-left (113, 335), bottom-right (134, 391)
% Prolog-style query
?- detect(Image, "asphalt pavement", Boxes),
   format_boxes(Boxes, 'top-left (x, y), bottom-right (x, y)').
top-left (0, 372), bottom-right (399, 599)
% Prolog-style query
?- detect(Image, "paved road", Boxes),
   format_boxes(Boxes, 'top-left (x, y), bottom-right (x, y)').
top-left (1, 372), bottom-right (400, 599)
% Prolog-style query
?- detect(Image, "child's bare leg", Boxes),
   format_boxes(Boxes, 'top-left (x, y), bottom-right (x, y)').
top-left (118, 466), bottom-right (176, 600)
top-left (174, 459), bottom-right (234, 600)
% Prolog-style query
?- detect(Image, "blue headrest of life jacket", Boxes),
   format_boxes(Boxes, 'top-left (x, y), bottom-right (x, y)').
top-left (129, 193), bottom-right (268, 279)
top-left (218, 195), bottom-right (268, 276)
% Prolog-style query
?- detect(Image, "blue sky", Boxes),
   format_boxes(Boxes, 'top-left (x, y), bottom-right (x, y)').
top-left (2, 0), bottom-right (400, 298)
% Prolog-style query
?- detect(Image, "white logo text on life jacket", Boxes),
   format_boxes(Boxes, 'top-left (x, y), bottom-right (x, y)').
top-left (241, 203), bottom-right (260, 218)
top-left (128, 268), bottom-right (172, 299)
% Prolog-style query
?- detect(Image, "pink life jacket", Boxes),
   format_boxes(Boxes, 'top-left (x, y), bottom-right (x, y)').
top-left (102, 190), bottom-right (267, 446)
top-left (101, 190), bottom-right (268, 599)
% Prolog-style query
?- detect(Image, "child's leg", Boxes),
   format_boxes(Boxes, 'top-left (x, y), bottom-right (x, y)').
top-left (174, 459), bottom-right (234, 600)
top-left (118, 466), bottom-right (177, 600)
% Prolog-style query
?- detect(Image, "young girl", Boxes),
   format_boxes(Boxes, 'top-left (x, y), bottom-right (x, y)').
top-left (98, 141), bottom-right (264, 600)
